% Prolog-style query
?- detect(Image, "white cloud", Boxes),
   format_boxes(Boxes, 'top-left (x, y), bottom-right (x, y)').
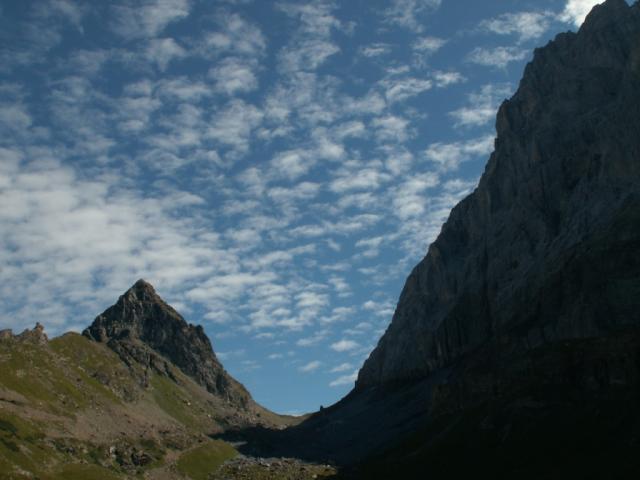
top-left (200, 13), bottom-right (266, 58)
top-left (449, 83), bottom-right (512, 128)
top-left (209, 57), bottom-right (259, 95)
top-left (372, 115), bottom-right (410, 143)
top-left (413, 36), bottom-right (446, 55)
top-left (360, 43), bottom-right (391, 57)
top-left (277, 2), bottom-right (341, 73)
top-left (297, 330), bottom-right (328, 347)
top-left (110, 0), bottom-right (191, 39)
top-left (425, 135), bottom-right (495, 172)
top-left (299, 360), bottom-right (322, 372)
top-left (330, 362), bottom-right (353, 373)
top-left (270, 150), bottom-right (312, 180)
top-left (330, 339), bottom-right (359, 352)
top-left (480, 11), bottom-right (553, 42)
top-left (355, 235), bottom-right (386, 258)
top-left (330, 166), bottom-right (391, 193)
top-left (381, 77), bottom-right (432, 103)
top-left (467, 46), bottom-right (528, 68)
top-left (391, 173), bottom-right (439, 220)
top-left (206, 99), bottom-right (264, 159)
top-left (329, 369), bottom-right (358, 387)
top-left (560, 0), bottom-right (602, 27)
top-left (381, 0), bottom-right (442, 32)
top-left (0, 159), bottom-right (233, 334)
top-left (146, 37), bottom-right (186, 71)
top-left (432, 71), bottom-right (465, 88)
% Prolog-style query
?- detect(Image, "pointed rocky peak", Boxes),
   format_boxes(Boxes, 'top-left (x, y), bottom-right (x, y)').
top-left (83, 280), bottom-right (252, 408)
top-left (581, 0), bottom-right (634, 31)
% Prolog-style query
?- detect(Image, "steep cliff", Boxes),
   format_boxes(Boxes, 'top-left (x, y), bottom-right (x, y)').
top-left (84, 279), bottom-right (252, 408)
top-left (357, 0), bottom-right (640, 389)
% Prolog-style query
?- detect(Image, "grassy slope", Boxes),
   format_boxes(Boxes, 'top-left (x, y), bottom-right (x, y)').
top-left (0, 333), bottom-right (272, 479)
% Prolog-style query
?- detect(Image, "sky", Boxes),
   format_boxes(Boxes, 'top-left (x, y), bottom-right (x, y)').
top-left (0, 0), bottom-right (610, 414)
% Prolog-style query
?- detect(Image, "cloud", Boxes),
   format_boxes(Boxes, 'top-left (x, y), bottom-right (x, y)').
top-left (381, 77), bottom-right (432, 103)
top-left (206, 99), bottom-right (264, 160)
top-left (467, 46), bottom-right (528, 68)
top-left (297, 330), bottom-right (328, 347)
top-left (391, 173), bottom-right (439, 220)
top-left (330, 339), bottom-right (359, 352)
top-left (146, 37), bottom-right (186, 70)
top-left (381, 0), bottom-right (442, 32)
top-left (299, 360), bottom-right (322, 372)
top-left (372, 115), bottom-right (411, 143)
top-left (413, 36), bottom-right (446, 54)
top-left (479, 11), bottom-right (553, 42)
top-left (277, 2), bottom-right (341, 73)
top-left (200, 13), bottom-right (266, 58)
top-left (432, 71), bottom-right (465, 88)
top-left (360, 43), bottom-right (391, 57)
top-left (209, 57), bottom-right (259, 95)
top-left (270, 150), bottom-right (312, 180)
top-left (425, 135), bottom-right (495, 172)
top-left (560, 0), bottom-right (602, 27)
top-left (110, 0), bottom-right (191, 40)
top-left (0, 158), bottom-right (235, 334)
top-left (355, 235), bottom-right (386, 258)
top-left (330, 362), bottom-right (353, 373)
top-left (329, 369), bottom-right (358, 387)
top-left (449, 83), bottom-right (512, 128)
top-left (330, 166), bottom-right (391, 193)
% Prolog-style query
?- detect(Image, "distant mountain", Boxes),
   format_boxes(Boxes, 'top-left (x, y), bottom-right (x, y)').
top-left (256, 1), bottom-right (640, 477)
top-left (83, 279), bottom-right (252, 408)
top-left (0, 281), bottom-right (291, 479)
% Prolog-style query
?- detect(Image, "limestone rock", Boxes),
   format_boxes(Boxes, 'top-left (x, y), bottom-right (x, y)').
top-left (357, 0), bottom-right (640, 389)
top-left (16, 323), bottom-right (48, 345)
top-left (83, 279), bottom-right (252, 408)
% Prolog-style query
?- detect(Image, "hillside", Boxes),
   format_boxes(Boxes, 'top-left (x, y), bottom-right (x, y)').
top-left (0, 282), bottom-right (300, 479)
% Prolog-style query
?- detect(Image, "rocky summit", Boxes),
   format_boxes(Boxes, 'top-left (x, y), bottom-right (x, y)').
top-left (84, 279), bottom-right (252, 408)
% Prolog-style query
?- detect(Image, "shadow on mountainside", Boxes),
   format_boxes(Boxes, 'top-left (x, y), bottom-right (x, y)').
top-left (214, 331), bottom-right (640, 479)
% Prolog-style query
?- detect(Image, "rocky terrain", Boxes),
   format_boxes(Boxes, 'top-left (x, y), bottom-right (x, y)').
top-left (84, 279), bottom-right (252, 408)
top-left (0, 282), bottom-right (300, 479)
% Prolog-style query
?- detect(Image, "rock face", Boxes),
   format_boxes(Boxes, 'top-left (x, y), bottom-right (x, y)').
top-left (84, 279), bottom-right (252, 408)
top-left (357, 0), bottom-right (640, 389)
top-left (0, 323), bottom-right (49, 345)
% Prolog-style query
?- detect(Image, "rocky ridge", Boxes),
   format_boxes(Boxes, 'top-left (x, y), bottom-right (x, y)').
top-left (357, 0), bottom-right (640, 390)
top-left (83, 279), bottom-right (252, 408)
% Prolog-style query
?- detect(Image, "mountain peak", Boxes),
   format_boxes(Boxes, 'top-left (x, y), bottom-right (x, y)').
top-left (83, 280), bottom-right (253, 408)
top-left (357, 0), bottom-right (640, 389)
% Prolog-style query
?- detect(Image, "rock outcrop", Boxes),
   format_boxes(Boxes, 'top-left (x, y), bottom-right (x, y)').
top-left (84, 279), bottom-right (252, 408)
top-left (357, 0), bottom-right (640, 390)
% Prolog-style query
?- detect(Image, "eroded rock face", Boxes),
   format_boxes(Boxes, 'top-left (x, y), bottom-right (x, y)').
top-left (83, 279), bottom-right (251, 408)
top-left (357, 0), bottom-right (640, 389)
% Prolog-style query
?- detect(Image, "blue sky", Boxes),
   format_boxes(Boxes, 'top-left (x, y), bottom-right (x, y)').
top-left (0, 0), bottom-right (606, 414)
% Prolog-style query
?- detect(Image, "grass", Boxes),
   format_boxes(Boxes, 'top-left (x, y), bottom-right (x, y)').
top-left (150, 374), bottom-right (202, 428)
top-left (176, 440), bottom-right (237, 480)
top-left (47, 463), bottom-right (123, 480)
top-left (0, 411), bottom-right (57, 475)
